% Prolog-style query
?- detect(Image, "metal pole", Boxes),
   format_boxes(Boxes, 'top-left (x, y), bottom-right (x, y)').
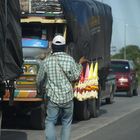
top-left (124, 24), bottom-right (128, 59)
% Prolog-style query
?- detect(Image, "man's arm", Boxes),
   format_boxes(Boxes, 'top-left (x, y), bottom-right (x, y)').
top-left (69, 56), bottom-right (88, 82)
top-left (36, 62), bottom-right (46, 87)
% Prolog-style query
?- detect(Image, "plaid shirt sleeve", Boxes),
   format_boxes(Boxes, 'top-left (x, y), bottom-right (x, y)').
top-left (66, 57), bottom-right (82, 82)
top-left (36, 61), bottom-right (46, 87)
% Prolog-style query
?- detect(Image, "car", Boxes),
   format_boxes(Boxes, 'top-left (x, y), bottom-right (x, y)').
top-left (110, 59), bottom-right (138, 97)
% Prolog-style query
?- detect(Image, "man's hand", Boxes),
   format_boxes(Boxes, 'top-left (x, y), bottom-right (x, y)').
top-left (79, 56), bottom-right (88, 64)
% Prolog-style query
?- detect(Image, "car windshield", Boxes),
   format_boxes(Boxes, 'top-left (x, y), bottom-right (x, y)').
top-left (111, 61), bottom-right (130, 73)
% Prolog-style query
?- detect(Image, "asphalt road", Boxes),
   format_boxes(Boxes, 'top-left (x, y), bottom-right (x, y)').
top-left (79, 108), bottom-right (140, 140)
top-left (1, 91), bottom-right (140, 140)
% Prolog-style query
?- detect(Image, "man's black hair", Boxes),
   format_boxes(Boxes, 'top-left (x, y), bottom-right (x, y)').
top-left (52, 44), bottom-right (66, 52)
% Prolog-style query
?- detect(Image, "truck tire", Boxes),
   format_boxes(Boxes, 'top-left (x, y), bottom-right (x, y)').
top-left (106, 93), bottom-right (114, 104)
top-left (30, 103), bottom-right (46, 130)
top-left (88, 98), bottom-right (99, 118)
top-left (106, 85), bottom-right (115, 104)
top-left (74, 100), bottom-right (90, 121)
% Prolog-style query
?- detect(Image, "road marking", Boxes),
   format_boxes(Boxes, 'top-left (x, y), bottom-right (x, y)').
top-left (73, 105), bottom-right (140, 140)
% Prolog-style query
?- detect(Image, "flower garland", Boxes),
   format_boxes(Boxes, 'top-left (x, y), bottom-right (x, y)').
top-left (74, 62), bottom-right (99, 101)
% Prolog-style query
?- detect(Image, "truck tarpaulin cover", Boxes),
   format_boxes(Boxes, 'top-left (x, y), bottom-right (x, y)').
top-left (0, 0), bottom-right (23, 82)
top-left (60, 0), bottom-right (113, 69)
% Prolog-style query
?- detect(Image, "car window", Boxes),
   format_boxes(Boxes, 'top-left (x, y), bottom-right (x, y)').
top-left (111, 61), bottom-right (130, 73)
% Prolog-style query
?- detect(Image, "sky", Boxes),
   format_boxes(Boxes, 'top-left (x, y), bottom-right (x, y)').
top-left (97, 0), bottom-right (140, 54)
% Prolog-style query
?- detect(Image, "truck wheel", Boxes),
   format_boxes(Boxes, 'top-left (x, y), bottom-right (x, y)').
top-left (88, 98), bottom-right (99, 118)
top-left (74, 100), bottom-right (90, 121)
top-left (30, 103), bottom-right (46, 130)
top-left (106, 85), bottom-right (115, 104)
top-left (106, 84), bottom-right (115, 104)
top-left (106, 93), bottom-right (114, 104)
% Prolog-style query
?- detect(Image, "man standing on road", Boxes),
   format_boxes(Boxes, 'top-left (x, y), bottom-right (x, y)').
top-left (36, 35), bottom-right (87, 140)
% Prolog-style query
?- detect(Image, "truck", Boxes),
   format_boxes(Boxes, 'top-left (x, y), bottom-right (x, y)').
top-left (61, 0), bottom-right (115, 120)
top-left (1, 0), bottom-right (116, 130)
top-left (0, 0), bottom-right (23, 130)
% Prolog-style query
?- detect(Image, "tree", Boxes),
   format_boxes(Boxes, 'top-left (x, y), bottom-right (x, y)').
top-left (112, 45), bottom-right (140, 61)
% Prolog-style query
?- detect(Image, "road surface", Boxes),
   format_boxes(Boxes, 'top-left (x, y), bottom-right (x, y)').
top-left (1, 92), bottom-right (140, 140)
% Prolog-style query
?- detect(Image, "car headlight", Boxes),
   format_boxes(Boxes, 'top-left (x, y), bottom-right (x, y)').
top-left (28, 66), bottom-right (37, 74)
top-left (22, 66), bottom-right (27, 73)
top-left (23, 64), bottom-right (38, 75)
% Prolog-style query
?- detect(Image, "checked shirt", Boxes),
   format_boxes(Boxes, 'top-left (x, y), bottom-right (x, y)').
top-left (36, 52), bottom-right (82, 104)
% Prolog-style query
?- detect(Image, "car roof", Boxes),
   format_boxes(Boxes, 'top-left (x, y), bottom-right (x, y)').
top-left (111, 59), bottom-right (132, 63)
